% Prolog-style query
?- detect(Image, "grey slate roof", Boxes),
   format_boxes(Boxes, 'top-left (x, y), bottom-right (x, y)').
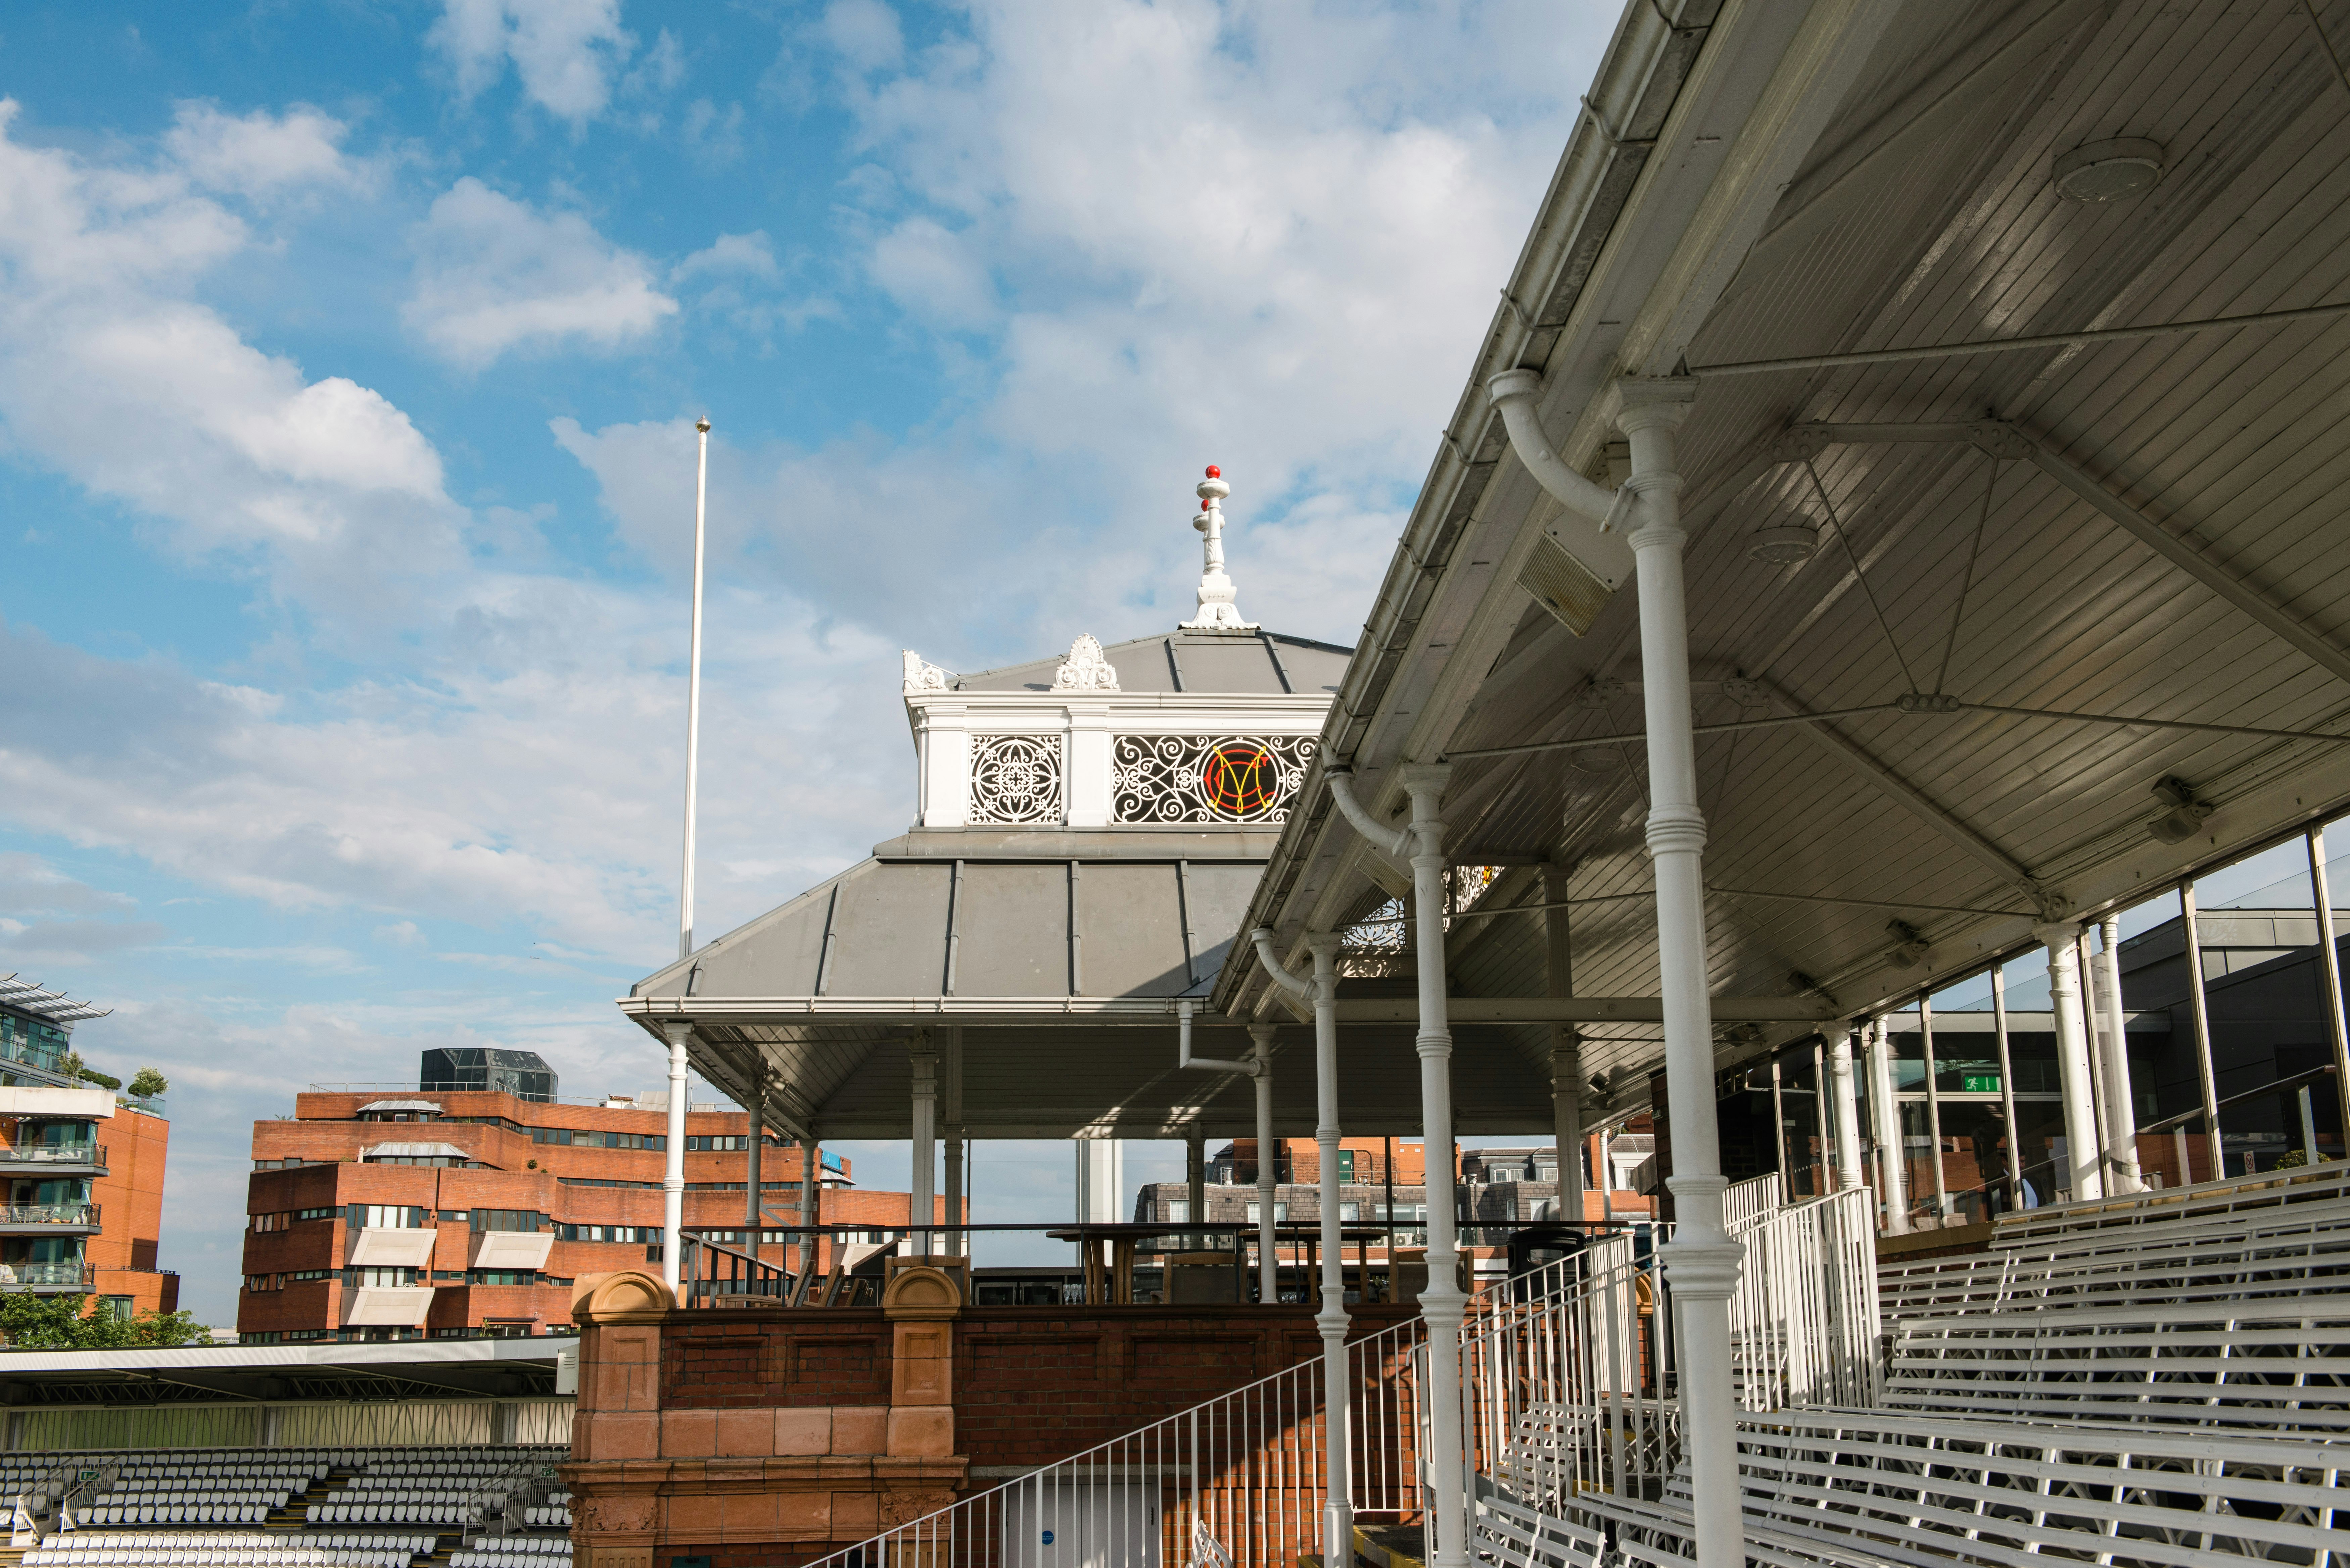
top-left (952, 629), bottom-right (1351, 695)
top-left (639, 855), bottom-right (1263, 1003)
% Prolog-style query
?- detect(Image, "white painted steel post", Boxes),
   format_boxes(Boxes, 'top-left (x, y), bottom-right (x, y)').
top-left (1320, 762), bottom-right (1464, 1566)
top-left (1828, 1028), bottom-right (1865, 1191)
top-left (745, 1079), bottom-right (763, 1242)
top-left (1544, 860), bottom-right (1584, 1222)
top-left (1864, 1019), bottom-right (1910, 1234)
top-left (1249, 1024), bottom-right (1279, 1304)
top-left (661, 1021), bottom-right (691, 1300)
top-left (943, 1130), bottom-right (964, 1257)
top-left (2038, 922), bottom-right (2104, 1203)
top-left (2305, 826), bottom-right (2350, 1137)
top-left (910, 1034), bottom-right (937, 1257)
top-left (677, 418), bottom-right (711, 963)
top-left (1397, 765), bottom-right (1468, 1568)
top-left (1617, 379), bottom-right (1742, 1568)
top-left (2096, 916), bottom-right (2142, 1192)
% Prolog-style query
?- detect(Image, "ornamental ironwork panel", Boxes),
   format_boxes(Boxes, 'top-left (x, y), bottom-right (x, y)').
top-left (969, 734), bottom-right (1065, 824)
top-left (1113, 735), bottom-right (1317, 823)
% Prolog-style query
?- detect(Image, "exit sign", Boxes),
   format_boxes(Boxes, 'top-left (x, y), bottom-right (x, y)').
top-left (1961, 1074), bottom-right (2002, 1093)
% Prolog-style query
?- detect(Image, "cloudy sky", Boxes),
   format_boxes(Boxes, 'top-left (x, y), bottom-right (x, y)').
top-left (0, 0), bottom-right (1612, 1326)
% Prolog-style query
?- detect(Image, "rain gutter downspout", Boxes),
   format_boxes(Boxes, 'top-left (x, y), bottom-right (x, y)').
top-left (1252, 927), bottom-right (1348, 1568)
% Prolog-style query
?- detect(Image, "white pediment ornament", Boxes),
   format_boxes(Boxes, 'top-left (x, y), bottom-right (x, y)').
top-left (903, 651), bottom-right (954, 694)
top-left (1050, 634), bottom-right (1121, 692)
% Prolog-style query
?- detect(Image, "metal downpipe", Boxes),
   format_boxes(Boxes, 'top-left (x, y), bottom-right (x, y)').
top-left (1248, 1024), bottom-right (1279, 1306)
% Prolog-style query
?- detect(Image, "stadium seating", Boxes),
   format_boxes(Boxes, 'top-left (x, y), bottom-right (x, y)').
top-left (5, 1445), bottom-right (572, 1563)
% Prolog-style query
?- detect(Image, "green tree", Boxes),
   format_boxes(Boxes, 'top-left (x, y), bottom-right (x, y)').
top-left (126, 1068), bottom-right (169, 1099)
top-left (0, 1293), bottom-right (211, 1350)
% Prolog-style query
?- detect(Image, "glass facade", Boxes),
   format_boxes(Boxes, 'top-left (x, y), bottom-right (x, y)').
top-left (419, 1048), bottom-right (558, 1102)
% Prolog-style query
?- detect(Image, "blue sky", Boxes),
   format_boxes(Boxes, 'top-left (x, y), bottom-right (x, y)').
top-left (0, 0), bottom-right (1621, 1325)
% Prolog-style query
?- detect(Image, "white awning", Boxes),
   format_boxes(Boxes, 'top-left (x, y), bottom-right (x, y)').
top-left (356, 1099), bottom-right (444, 1114)
top-left (361, 1141), bottom-right (467, 1160)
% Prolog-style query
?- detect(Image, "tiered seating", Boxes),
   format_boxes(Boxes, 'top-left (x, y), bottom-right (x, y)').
top-left (4, 1444), bottom-right (570, 1560)
top-left (452, 1536), bottom-right (575, 1567)
top-left (26, 1530), bottom-right (435, 1566)
top-left (1533, 1168), bottom-right (2350, 1566)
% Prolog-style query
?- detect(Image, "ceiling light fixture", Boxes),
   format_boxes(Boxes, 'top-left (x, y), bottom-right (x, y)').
top-left (2054, 138), bottom-right (2165, 202)
top-left (1749, 525), bottom-right (1820, 564)
top-left (2147, 775), bottom-right (2215, 844)
top-left (1884, 919), bottom-right (1930, 969)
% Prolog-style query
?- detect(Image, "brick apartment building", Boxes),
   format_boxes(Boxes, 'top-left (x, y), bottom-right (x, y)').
top-left (0, 981), bottom-right (176, 1317)
top-left (239, 1050), bottom-right (920, 1343)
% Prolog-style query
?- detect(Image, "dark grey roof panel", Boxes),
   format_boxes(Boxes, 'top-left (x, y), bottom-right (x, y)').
top-left (1181, 861), bottom-right (1264, 989)
top-left (954, 630), bottom-right (1352, 696)
top-left (824, 861), bottom-right (952, 995)
top-left (952, 861), bottom-right (1072, 995)
top-left (1076, 862), bottom-right (1193, 997)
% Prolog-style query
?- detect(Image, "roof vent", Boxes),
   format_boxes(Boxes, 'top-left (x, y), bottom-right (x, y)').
top-left (2054, 138), bottom-right (2164, 202)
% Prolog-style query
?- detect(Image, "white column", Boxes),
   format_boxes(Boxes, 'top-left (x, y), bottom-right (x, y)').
top-left (1827, 1028), bottom-right (1865, 1192)
top-left (1248, 1025), bottom-right (1280, 1304)
top-left (1306, 935), bottom-right (1351, 1568)
top-left (1543, 860), bottom-right (1583, 1223)
top-left (2097, 916), bottom-right (2142, 1192)
top-left (1864, 1019), bottom-right (1909, 1235)
top-left (1617, 379), bottom-right (1741, 1568)
top-left (1397, 763), bottom-right (1469, 1568)
top-left (2038, 922), bottom-right (2105, 1204)
top-left (1064, 702), bottom-right (1112, 827)
top-left (917, 702), bottom-right (972, 827)
top-left (660, 1022), bottom-right (691, 1301)
top-left (744, 1077), bottom-right (764, 1240)
top-left (909, 1034), bottom-right (938, 1256)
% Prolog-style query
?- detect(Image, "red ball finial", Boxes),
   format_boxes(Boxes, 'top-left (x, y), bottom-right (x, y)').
top-left (1205, 464), bottom-right (1221, 479)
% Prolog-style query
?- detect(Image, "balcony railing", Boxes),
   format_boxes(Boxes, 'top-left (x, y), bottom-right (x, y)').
top-left (0, 1203), bottom-right (100, 1227)
top-left (0, 1262), bottom-right (94, 1289)
top-left (0, 1144), bottom-right (107, 1167)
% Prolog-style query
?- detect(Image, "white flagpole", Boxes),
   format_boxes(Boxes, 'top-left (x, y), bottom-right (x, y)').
top-left (678, 416), bottom-right (711, 962)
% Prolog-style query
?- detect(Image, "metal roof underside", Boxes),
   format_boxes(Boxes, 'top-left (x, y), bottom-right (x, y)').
top-left (1222, 0), bottom-right (2350, 1122)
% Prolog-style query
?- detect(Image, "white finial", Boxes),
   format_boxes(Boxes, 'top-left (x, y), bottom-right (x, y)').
top-left (1051, 634), bottom-right (1120, 691)
top-left (1179, 464), bottom-right (1257, 630)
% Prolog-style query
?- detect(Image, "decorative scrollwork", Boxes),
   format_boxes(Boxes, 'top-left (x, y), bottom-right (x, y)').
top-left (1113, 735), bottom-right (1316, 823)
top-left (969, 735), bottom-right (1064, 824)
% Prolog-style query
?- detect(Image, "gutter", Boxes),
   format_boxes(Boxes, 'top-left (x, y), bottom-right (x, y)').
top-left (1212, 0), bottom-right (1722, 1016)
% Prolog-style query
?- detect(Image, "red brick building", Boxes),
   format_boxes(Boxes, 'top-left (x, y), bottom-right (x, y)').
top-left (238, 1062), bottom-right (921, 1343)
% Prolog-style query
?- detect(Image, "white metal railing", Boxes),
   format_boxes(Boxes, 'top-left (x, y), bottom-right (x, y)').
top-left (801, 1176), bottom-right (1887, 1568)
top-left (0, 1205), bottom-right (97, 1227)
top-left (802, 1313), bottom-right (1429, 1568)
top-left (1472, 1187), bottom-right (1878, 1515)
top-left (1721, 1171), bottom-right (1783, 1230)
top-left (1723, 1187), bottom-right (1879, 1413)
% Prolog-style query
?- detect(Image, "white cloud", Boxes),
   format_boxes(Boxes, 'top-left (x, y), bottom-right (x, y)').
top-left (672, 230), bottom-right (777, 284)
top-left (429, 0), bottom-right (636, 126)
top-left (163, 102), bottom-right (363, 197)
top-left (0, 99), bottom-right (461, 618)
top-left (823, 0), bottom-right (905, 73)
top-left (404, 178), bottom-right (679, 369)
top-left (869, 215), bottom-right (994, 326)
top-left (374, 920), bottom-right (426, 948)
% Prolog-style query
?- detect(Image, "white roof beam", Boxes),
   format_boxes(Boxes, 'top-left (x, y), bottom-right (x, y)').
top-left (1788, 421), bottom-right (2350, 689)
